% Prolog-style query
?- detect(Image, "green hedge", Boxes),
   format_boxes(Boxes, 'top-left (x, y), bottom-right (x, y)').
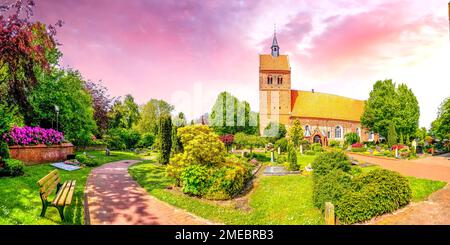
top-left (1, 159), bottom-right (24, 177)
top-left (313, 170), bottom-right (352, 210)
top-left (351, 147), bottom-right (367, 153)
top-left (336, 169), bottom-right (411, 224)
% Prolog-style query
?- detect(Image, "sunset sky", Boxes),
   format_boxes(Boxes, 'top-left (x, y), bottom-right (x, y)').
top-left (28, 0), bottom-right (450, 128)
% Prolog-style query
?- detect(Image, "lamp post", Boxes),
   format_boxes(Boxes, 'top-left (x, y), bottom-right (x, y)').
top-left (54, 105), bottom-right (60, 131)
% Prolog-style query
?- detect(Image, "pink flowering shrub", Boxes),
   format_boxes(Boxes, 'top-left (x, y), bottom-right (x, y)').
top-left (219, 134), bottom-right (234, 147)
top-left (391, 144), bottom-right (405, 151)
top-left (351, 143), bottom-right (364, 148)
top-left (2, 126), bottom-right (65, 146)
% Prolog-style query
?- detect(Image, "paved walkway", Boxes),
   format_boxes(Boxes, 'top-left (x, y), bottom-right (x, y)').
top-left (85, 160), bottom-right (213, 225)
top-left (348, 153), bottom-right (450, 224)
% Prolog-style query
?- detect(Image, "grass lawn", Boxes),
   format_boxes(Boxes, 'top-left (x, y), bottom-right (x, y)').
top-left (129, 161), bottom-right (323, 225)
top-left (0, 151), bottom-right (143, 225)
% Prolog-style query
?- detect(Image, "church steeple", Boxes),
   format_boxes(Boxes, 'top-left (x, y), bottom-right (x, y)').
top-left (271, 26), bottom-right (280, 57)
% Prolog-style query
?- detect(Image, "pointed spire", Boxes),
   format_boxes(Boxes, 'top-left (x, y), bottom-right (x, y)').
top-left (271, 24), bottom-right (280, 57)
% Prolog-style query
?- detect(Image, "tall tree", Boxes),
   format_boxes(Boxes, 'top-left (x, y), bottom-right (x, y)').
top-left (361, 80), bottom-right (419, 138)
top-left (0, 1), bottom-right (62, 123)
top-left (288, 119), bottom-right (304, 148)
top-left (431, 97), bottom-right (450, 139)
top-left (135, 99), bottom-right (174, 135)
top-left (29, 69), bottom-right (97, 146)
top-left (209, 91), bottom-right (258, 135)
top-left (158, 115), bottom-right (172, 164)
top-left (84, 80), bottom-right (114, 137)
top-left (108, 94), bottom-right (140, 130)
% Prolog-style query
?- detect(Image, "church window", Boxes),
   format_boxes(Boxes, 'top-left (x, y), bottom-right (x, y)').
top-left (305, 125), bottom-right (311, 137)
top-left (267, 76), bottom-right (273, 84)
top-left (277, 76), bottom-right (283, 84)
top-left (335, 126), bottom-right (342, 139)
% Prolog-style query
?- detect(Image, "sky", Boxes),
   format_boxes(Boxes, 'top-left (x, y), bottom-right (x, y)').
top-left (25, 0), bottom-right (450, 128)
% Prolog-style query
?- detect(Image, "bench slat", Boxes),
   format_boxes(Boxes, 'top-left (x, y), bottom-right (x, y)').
top-left (42, 180), bottom-right (60, 200)
top-left (37, 170), bottom-right (59, 186)
top-left (56, 181), bottom-right (72, 206)
top-left (52, 181), bottom-right (68, 206)
top-left (40, 175), bottom-right (60, 194)
top-left (65, 181), bottom-right (76, 206)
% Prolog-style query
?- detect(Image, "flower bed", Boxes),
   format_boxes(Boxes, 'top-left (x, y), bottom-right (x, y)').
top-left (3, 126), bottom-right (73, 165)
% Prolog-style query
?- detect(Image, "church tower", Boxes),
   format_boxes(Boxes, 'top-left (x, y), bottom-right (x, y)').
top-left (259, 31), bottom-right (292, 135)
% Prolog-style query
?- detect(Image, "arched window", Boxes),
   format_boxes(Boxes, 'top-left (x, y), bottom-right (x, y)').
top-left (335, 126), bottom-right (342, 139)
top-left (277, 76), bottom-right (283, 84)
top-left (305, 125), bottom-right (311, 137)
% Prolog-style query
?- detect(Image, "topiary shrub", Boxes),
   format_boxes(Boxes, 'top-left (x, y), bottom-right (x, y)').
top-left (335, 169), bottom-right (411, 224)
top-left (287, 143), bottom-right (299, 171)
top-left (311, 151), bottom-right (351, 178)
top-left (313, 169), bottom-right (353, 211)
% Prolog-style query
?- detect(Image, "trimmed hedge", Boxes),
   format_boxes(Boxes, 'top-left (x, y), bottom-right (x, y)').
top-left (336, 169), bottom-right (412, 224)
top-left (312, 151), bottom-right (412, 224)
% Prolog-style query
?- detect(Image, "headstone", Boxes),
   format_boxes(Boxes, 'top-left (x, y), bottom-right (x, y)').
top-left (105, 148), bottom-right (110, 156)
top-left (395, 148), bottom-right (398, 158)
top-left (278, 147), bottom-right (281, 155)
top-left (300, 144), bottom-right (303, 155)
top-left (271, 151), bottom-right (275, 162)
top-left (325, 202), bottom-right (335, 225)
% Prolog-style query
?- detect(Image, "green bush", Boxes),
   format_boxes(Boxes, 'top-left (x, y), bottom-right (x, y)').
top-left (180, 164), bottom-right (251, 200)
top-left (287, 144), bottom-right (299, 171)
top-left (180, 165), bottom-right (209, 196)
top-left (274, 138), bottom-right (288, 152)
top-left (304, 150), bottom-right (315, 155)
top-left (328, 140), bottom-right (340, 148)
top-left (311, 143), bottom-right (323, 153)
top-left (76, 154), bottom-right (99, 167)
top-left (351, 147), bottom-right (367, 153)
top-left (311, 151), bottom-right (351, 178)
top-left (344, 132), bottom-right (360, 145)
top-left (4, 159), bottom-right (24, 177)
top-left (138, 133), bottom-right (155, 148)
top-left (313, 170), bottom-right (352, 210)
top-left (105, 128), bottom-right (141, 150)
top-left (336, 169), bottom-right (411, 224)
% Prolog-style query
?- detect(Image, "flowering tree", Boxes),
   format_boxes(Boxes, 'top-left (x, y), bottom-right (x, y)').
top-left (219, 134), bottom-right (234, 151)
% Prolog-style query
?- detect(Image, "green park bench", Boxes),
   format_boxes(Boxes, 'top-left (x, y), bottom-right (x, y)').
top-left (37, 170), bottom-right (76, 221)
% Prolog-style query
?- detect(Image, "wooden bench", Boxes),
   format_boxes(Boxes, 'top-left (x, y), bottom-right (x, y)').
top-left (37, 170), bottom-right (76, 221)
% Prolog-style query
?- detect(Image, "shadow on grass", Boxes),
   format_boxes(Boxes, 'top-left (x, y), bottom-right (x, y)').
top-left (128, 162), bottom-right (174, 192)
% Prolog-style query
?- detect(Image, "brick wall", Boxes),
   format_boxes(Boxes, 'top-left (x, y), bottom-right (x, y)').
top-left (9, 143), bottom-right (75, 165)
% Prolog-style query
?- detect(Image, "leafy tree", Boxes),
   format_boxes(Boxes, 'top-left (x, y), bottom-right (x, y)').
top-left (431, 97), bottom-right (450, 139)
top-left (108, 95), bottom-right (140, 130)
top-left (361, 80), bottom-right (419, 139)
top-left (344, 132), bottom-right (360, 145)
top-left (209, 91), bottom-right (258, 135)
top-left (399, 134), bottom-right (404, 145)
top-left (0, 103), bottom-right (21, 160)
top-left (135, 99), bottom-right (174, 135)
top-left (274, 138), bottom-right (288, 152)
top-left (29, 69), bottom-right (96, 146)
top-left (387, 123), bottom-right (398, 147)
top-left (234, 133), bottom-right (266, 154)
top-left (84, 80), bottom-right (114, 137)
top-left (263, 122), bottom-right (286, 142)
top-left (288, 119), bottom-right (304, 148)
top-left (0, 1), bottom-right (62, 123)
top-left (158, 115), bottom-right (172, 164)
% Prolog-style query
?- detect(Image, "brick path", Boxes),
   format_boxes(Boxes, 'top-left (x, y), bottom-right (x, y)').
top-left (85, 160), bottom-right (213, 225)
top-left (348, 153), bottom-right (450, 224)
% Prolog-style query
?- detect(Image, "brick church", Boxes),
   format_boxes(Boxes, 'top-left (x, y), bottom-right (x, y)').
top-left (259, 32), bottom-right (376, 145)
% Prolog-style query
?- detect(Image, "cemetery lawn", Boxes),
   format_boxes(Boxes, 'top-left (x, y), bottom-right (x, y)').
top-left (0, 151), bottom-right (143, 225)
top-left (129, 161), bottom-right (324, 225)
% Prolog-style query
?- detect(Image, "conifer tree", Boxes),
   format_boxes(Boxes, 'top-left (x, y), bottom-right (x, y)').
top-left (158, 115), bottom-right (172, 164)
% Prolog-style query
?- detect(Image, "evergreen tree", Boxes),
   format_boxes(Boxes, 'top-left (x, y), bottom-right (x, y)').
top-left (287, 143), bottom-right (299, 171)
top-left (399, 134), bottom-right (404, 145)
top-left (158, 115), bottom-right (172, 164)
top-left (387, 123), bottom-right (398, 147)
top-left (288, 119), bottom-right (304, 148)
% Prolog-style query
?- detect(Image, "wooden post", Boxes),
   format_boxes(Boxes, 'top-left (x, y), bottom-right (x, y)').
top-left (325, 202), bottom-right (335, 225)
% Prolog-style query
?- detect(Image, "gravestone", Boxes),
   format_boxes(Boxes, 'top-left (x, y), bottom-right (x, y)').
top-left (271, 151), bottom-right (274, 162)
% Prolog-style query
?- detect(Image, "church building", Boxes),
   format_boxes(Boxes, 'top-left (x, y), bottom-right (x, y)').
top-left (259, 32), bottom-right (376, 145)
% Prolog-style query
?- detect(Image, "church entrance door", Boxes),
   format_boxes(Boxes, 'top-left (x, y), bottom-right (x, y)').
top-left (313, 135), bottom-right (322, 145)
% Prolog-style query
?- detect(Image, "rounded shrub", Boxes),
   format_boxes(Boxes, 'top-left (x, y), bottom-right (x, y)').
top-left (3, 159), bottom-right (24, 177)
top-left (205, 164), bottom-right (250, 200)
top-left (180, 165), bottom-right (209, 196)
top-left (76, 154), bottom-right (99, 167)
top-left (335, 169), bottom-right (412, 224)
top-left (311, 151), bottom-right (351, 178)
top-left (313, 169), bottom-right (353, 211)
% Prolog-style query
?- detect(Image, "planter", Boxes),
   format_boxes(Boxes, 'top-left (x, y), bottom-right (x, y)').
top-left (9, 143), bottom-right (75, 165)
